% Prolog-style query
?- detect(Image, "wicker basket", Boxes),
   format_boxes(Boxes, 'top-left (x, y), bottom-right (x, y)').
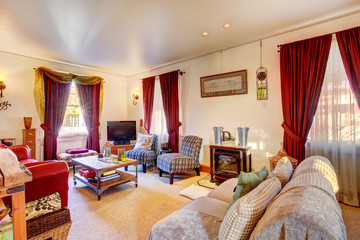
top-left (27, 207), bottom-right (71, 239)
top-left (28, 221), bottom-right (72, 240)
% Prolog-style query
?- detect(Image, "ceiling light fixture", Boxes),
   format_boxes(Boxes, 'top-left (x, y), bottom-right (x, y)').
top-left (201, 32), bottom-right (209, 36)
top-left (223, 23), bottom-right (231, 29)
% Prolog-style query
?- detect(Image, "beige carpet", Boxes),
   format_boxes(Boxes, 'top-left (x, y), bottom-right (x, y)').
top-left (67, 165), bottom-right (206, 240)
top-left (340, 203), bottom-right (360, 239)
top-left (67, 166), bottom-right (360, 240)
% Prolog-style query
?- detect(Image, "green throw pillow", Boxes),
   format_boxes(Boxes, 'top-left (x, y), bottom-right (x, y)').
top-left (227, 166), bottom-right (269, 211)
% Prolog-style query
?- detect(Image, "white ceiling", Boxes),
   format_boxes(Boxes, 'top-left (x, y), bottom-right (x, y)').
top-left (1, 0), bottom-right (360, 76)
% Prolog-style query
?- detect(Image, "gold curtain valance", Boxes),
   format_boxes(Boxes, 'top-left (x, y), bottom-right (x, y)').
top-left (33, 66), bottom-right (104, 125)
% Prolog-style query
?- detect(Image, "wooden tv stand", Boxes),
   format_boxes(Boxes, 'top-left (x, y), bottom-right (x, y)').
top-left (110, 145), bottom-right (135, 155)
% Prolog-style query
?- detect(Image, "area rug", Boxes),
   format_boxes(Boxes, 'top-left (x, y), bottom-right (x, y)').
top-left (179, 184), bottom-right (211, 200)
top-left (196, 175), bottom-right (223, 189)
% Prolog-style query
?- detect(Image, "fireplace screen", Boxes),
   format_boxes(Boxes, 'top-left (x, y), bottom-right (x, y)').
top-left (210, 145), bottom-right (252, 182)
top-left (214, 152), bottom-right (240, 179)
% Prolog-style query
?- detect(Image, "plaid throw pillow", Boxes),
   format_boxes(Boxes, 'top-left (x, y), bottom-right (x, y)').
top-left (219, 177), bottom-right (281, 240)
top-left (267, 157), bottom-right (293, 187)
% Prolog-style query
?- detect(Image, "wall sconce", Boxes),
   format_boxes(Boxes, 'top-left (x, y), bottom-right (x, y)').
top-left (0, 77), bottom-right (6, 98)
top-left (131, 89), bottom-right (139, 105)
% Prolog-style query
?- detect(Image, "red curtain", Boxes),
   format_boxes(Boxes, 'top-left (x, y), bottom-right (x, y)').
top-left (41, 75), bottom-right (72, 160)
top-left (280, 35), bottom-right (332, 162)
top-left (76, 83), bottom-right (101, 152)
top-left (336, 26), bottom-right (360, 109)
top-left (142, 76), bottom-right (155, 134)
top-left (159, 71), bottom-right (182, 153)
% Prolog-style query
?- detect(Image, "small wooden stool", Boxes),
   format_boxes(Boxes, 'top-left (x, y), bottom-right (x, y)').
top-left (269, 149), bottom-right (298, 171)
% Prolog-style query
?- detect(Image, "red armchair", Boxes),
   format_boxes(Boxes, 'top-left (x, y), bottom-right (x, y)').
top-left (5, 145), bottom-right (69, 208)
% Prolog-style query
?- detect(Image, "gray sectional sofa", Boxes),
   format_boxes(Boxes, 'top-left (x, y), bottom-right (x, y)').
top-left (150, 156), bottom-right (346, 240)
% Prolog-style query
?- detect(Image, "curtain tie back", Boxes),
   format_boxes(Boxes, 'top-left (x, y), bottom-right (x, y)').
top-left (169, 122), bottom-right (182, 134)
top-left (281, 122), bottom-right (307, 145)
top-left (40, 124), bottom-right (58, 137)
top-left (90, 123), bottom-right (100, 131)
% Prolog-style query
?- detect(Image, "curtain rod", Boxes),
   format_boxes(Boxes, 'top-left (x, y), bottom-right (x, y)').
top-left (139, 69), bottom-right (185, 81)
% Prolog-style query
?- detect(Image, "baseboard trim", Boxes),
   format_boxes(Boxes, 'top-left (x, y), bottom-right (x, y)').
top-left (200, 164), bottom-right (210, 173)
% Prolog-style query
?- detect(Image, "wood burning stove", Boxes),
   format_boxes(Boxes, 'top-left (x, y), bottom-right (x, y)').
top-left (210, 145), bottom-right (252, 182)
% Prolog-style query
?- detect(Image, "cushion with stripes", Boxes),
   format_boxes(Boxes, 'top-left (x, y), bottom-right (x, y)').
top-left (267, 157), bottom-right (293, 187)
top-left (219, 177), bottom-right (281, 240)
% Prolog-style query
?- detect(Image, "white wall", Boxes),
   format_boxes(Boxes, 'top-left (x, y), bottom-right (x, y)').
top-left (127, 12), bottom-right (360, 170)
top-left (0, 52), bottom-right (127, 160)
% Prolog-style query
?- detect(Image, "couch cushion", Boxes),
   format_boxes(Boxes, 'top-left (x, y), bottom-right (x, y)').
top-left (207, 178), bottom-right (238, 203)
top-left (182, 196), bottom-right (229, 219)
top-left (23, 192), bottom-right (61, 220)
top-left (250, 171), bottom-right (346, 240)
top-left (266, 157), bottom-right (293, 187)
top-left (157, 153), bottom-right (199, 173)
top-left (125, 148), bottom-right (157, 165)
top-left (21, 159), bottom-right (39, 165)
top-left (150, 209), bottom-right (222, 240)
top-left (228, 166), bottom-right (268, 210)
top-left (292, 155), bottom-right (339, 193)
top-left (219, 177), bottom-right (281, 240)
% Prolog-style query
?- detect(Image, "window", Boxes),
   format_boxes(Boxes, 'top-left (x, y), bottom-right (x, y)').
top-left (307, 39), bottom-right (360, 143)
top-left (60, 82), bottom-right (87, 134)
top-left (306, 38), bottom-right (360, 207)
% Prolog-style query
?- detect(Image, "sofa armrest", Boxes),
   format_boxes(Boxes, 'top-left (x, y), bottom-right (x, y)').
top-left (8, 145), bottom-right (32, 161)
top-left (25, 161), bottom-right (69, 208)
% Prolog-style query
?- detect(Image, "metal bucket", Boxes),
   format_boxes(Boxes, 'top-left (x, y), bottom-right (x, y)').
top-left (237, 127), bottom-right (249, 148)
top-left (213, 127), bottom-right (224, 145)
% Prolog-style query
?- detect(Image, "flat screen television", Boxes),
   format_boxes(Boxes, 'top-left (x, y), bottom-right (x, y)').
top-left (107, 121), bottom-right (136, 145)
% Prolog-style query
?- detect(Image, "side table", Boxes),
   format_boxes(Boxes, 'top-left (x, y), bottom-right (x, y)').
top-left (160, 149), bottom-right (173, 155)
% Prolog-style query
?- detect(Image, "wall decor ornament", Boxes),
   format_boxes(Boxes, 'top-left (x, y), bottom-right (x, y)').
top-left (200, 70), bottom-right (247, 98)
top-left (0, 100), bottom-right (11, 111)
top-left (256, 40), bottom-right (268, 100)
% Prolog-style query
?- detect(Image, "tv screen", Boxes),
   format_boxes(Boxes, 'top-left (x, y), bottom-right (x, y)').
top-left (107, 121), bottom-right (136, 145)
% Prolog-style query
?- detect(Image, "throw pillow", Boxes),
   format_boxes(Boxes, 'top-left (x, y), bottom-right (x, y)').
top-left (266, 156), bottom-right (293, 187)
top-left (134, 133), bottom-right (155, 150)
top-left (23, 192), bottom-right (61, 220)
top-left (219, 177), bottom-right (281, 240)
top-left (65, 148), bottom-right (89, 154)
top-left (0, 144), bottom-right (8, 149)
top-left (227, 166), bottom-right (268, 211)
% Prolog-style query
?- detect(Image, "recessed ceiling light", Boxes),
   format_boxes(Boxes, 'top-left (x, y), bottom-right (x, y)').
top-left (223, 23), bottom-right (231, 29)
top-left (202, 32), bottom-right (209, 36)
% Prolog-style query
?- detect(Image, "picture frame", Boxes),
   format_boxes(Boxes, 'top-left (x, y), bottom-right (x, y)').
top-left (200, 70), bottom-right (247, 98)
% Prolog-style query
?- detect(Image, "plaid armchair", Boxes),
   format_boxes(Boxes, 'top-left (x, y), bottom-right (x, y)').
top-left (157, 135), bottom-right (203, 184)
top-left (125, 134), bottom-right (158, 173)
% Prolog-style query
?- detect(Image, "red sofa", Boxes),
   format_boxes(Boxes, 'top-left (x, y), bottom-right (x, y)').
top-left (3, 145), bottom-right (69, 208)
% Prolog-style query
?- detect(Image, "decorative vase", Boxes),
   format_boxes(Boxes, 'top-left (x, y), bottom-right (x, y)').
top-left (24, 117), bottom-right (32, 129)
top-left (237, 127), bottom-right (249, 148)
top-left (213, 127), bottom-right (224, 145)
top-left (104, 147), bottom-right (112, 158)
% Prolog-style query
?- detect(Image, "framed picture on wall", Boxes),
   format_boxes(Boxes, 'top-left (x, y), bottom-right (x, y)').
top-left (200, 69), bottom-right (247, 98)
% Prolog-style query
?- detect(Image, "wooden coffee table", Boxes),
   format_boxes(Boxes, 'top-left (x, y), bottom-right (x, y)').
top-left (72, 155), bottom-right (138, 200)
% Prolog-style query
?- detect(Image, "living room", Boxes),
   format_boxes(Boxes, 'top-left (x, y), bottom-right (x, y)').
top-left (0, 1), bottom-right (360, 239)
